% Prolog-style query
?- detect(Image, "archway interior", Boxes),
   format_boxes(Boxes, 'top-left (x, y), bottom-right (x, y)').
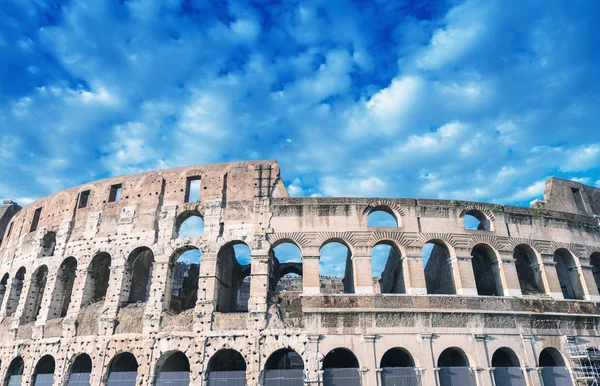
top-left (270, 243), bottom-right (303, 293)
top-left (177, 214), bottom-right (204, 238)
top-left (591, 252), bottom-right (600, 295)
top-left (33, 355), bottom-right (55, 386)
top-left (207, 349), bottom-right (247, 372)
top-left (323, 348), bottom-right (359, 369)
top-left (155, 351), bottom-right (190, 385)
top-left (471, 244), bottom-right (501, 296)
top-left (6, 357), bottom-right (24, 384)
top-left (107, 352), bottom-right (139, 385)
top-left (554, 249), bottom-right (583, 300)
top-left (319, 242), bottom-right (354, 294)
top-left (21, 266), bottom-right (48, 324)
top-left (85, 252), bottom-right (111, 305)
top-left (0, 273), bottom-right (8, 311)
top-left (514, 245), bottom-right (544, 295)
top-left (170, 249), bottom-right (201, 313)
top-left (6, 267), bottom-right (25, 316)
top-left (423, 242), bottom-right (455, 295)
top-left (380, 348), bottom-right (415, 368)
top-left (68, 354), bottom-right (92, 385)
top-left (539, 348), bottom-right (565, 367)
top-left (367, 209), bottom-right (397, 227)
top-left (491, 348), bottom-right (520, 367)
top-left (215, 243), bottom-right (251, 312)
top-left (49, 257), bottom-right (77, 320)
top-left (126, 248), bottom-right (154, 304)
top-left (438, 348), bottom-right (469, 367)
top-left (463, 210), bottom-right (490, 231)
top-left (372, 243), bottom-right (405, 294)
top-left (41, 231), bottom-right (56, 256)
top-left (265, 349), bottom-right (304, 370)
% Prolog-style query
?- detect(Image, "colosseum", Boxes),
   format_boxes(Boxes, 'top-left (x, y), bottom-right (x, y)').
top-left (0, 159), bottom-right (599, 386)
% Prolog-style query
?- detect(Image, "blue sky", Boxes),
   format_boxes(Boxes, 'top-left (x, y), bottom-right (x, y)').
top-left (1, 0), bottom-right (600, 208)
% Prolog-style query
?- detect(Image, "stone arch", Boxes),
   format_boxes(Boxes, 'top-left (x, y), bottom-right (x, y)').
top-left (491, 348), bottom-right (526, 386)
top-left (168, 246), bottom-right (201, 313)
top-left (554, 248), bottom-right (585, 300)
top-left (65, 353), bottom-right (92, 386)
top-left (460, 208), bottom-right (494, 231)
top-left (6, 267), bottom-right (25, 316)
top-left (471, 243), bottom-right (503, 296)
top-left (319, 239), bottom-right (354, 294)
top-left (206, 349), bottom-right (247, 385)
top-left (269, 241), bottom-right (303, 294)
top-left (367, 206), bottom-right (399, 227)
top-left (123, 247), bottom-right (154, 304)
top-left (0, 273), bottom-right (8, 311)
top-left (363, 200), bottom-right (405, 226)
top-left (83, 252), bottom-right (111, 306)
top-left (48, 256), bottom-right (77, 319)
top-left (372, 240), bottom-right (405, 294)
top-left (154, 351), bottom-right (190, 386)
top-left (437, 347), bottom-right (470, 367)
top-left (591, 252), bottom-right (600, 295)
top-left (215, 241), bottom-right (252, 312)
top-left (380, 347), bottom-right (415, 367)
top-left (4, 356), bottom-right (24, 386)
top-left (41, 231), bottom-right (56, 256)
top-left (20, 265), bottom-right (48, 325)
top-left (514, 244), bottom-right (545, 295)
top-left (106, 352), bottom-right (139, 386)
top-left (539, 347), bottom-right (566, 367)
top-left (32, 355), bottom-right (55, 386)
top-left (323, 348), bottom-right (360, 369)
top-left (423, 239), bottom-right (456, 295)
top-left (264, 348), bottom-right (304, 370)
top-left (175, 210), bottom-right (204, 238)
top-left (268, 236), bottom-right (306, 254)
top-left (492, 347), bottom-right (521, 367)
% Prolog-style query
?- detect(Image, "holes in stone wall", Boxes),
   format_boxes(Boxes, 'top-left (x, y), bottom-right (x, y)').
top-left (319, 241), bottom-right (354, 294)
top-left (20, 265), bottom-right (48, 325)
top-left (371, 242), bottom-right (405, 294)
top-left (169, 248), bottom-right (201, 313)
top-left (423, 241), bottom-right (455, 295)
top-left (215, 242), bottom-right (251, 312)
top-left (48, 257), bottom-right (77, 320)
top-left (514, 244), bottom-right (545, 295)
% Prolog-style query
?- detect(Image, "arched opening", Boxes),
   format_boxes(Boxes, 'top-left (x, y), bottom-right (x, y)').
top-left (263, 349), bottom-right (304, 386)
top-left (380, 348), bottom-right (418, 386)
top-left (6, 267), bottom-right (25, 316)
top-left (124, 247), bottom-right (154, 304)
top-left (41, 232), bottom-right (56, 256)
top-left (0, 273), bottom-right (8, 310)
top-left (367, 208), bottom-right (398, 227)
top-left (423, 241), bottom-right (455, 295)
top-left (5, 357), bottom-right (24, 386)
top-left (206, 349), bottom-right (246, 386)
top-left (155, 351), bottom-right (190, 386)
top-left (32, 355), bottom-right (55, 386)
top-left (107, 352), bottom-right (138, 386)
top-left (554, 249), bottom-right (584, 300)
top-left (539, 348), bottom-right (572, 386)
top-left (83, 252), bottom-right (111, 306)
top-left (591, 252), bottom-right (600, 295)
top-left (471, 244), bottom-right (502, 296)
top-left (323, 348), bottom-right (360, 386)
top-left (319, 241), bottom-right (354, 294)
top-left (48, 257), bottom-right (77, 320)
top-left (176, 212), bottom-right (205, 238)
top-left (438, 348), bottom-right (475, 386)
top-left (269, 242), bottom-right (303, 294)
top-left (215, 242), bottom-right (251, 312)
top-left (463, 210), bottom-right (491, 231)
top-left (372, 242), bottom-right (405, 294)
top-left (491, 348), bottom-right (525, 386)
top-left (20, 265), bottom-right (48, 325)
top-left (169, 248), bottom-right (201, 313)
top-left (514, 245), bottom-right (545, 295)
top-left (67, 354), bottom-right (92, 386)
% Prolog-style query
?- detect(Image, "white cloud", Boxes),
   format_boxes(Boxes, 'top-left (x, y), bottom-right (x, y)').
top-left (560, 144), bottom-right (600, 172)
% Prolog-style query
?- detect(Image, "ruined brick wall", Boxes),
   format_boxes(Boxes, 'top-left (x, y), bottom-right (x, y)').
top-left (0, 160), bottom-right (599, 386)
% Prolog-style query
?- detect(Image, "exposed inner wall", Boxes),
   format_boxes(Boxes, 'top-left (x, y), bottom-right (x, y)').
top-left (0, 161), bottom-right (598, 386)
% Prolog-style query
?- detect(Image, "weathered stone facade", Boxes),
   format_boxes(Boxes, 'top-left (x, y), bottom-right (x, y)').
top-left (0, 160), bottom-right (599, 385)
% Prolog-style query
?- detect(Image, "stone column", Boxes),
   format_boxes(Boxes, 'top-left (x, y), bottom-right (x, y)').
top-left (419, 333), bottom-right (437, 386)
top-left (143, 258), bottom-right (169, 333)
top-left (303, 248), bottom-right (321, 295)
top-left (248, 249), bottom-right (269, 330)
top-left (540, 254), bottom-right (563, 299)
top-left (473, 334), bottom-right (493, 386)
top-left (362, 334), bottom-right (378, 386)
top-left (32, 271), bottom-right (58, 339)
top-left (521, 335), bottom-right (542, 386)
top-left (404, 250), bottom-right (427, 295)
top-left (98, 263), bottom-right (126, 335)
top-left (195, 251), bottom-right (217, 333)
top-left (497, 251), bottom-right (523, 297)
top-left (353, 252), bottom-right (374, 294)
top-left (455, 253), bottom-right (478, 296)
top-left (578, 261), bottom-right (600, 301)
top-left (306, 334), bottom-right (322, 385)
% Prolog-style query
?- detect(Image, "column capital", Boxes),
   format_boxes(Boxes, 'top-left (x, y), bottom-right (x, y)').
top-left (473, 333), bottom-right (487, 342)
top-left (307, 334), bottom-right (321, 343)
top-left (456, 255), bottom-right (473, 261)
top-left (419, 333), bottom-right (435, 342)
top-left (362, 334), bottom-right (379, 343)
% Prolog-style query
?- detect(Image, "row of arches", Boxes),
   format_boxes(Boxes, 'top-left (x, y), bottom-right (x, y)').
top-left (1, 345), bottom-right (578, 386)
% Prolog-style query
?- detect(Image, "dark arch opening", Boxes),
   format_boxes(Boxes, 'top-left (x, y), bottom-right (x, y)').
top-left (265, 349), bottom-right (304, 370)
top-left (125, 247), bottom-right (154, 304)
top-left (169, 247), bottom-right (201, 313)
top-left (463, 210), bottom-right (491, 231)
top-left (591, 252), bottom-right (600, 295)
top-left (207, 349), bottom-right (246, 372)
top-left (0, 273), bottom-right (8, 311)
top-left (5, 357), bottom-right (24, 386)
top-left (367, 208), bottom-right (398, 227)
top-left (176, 212), bottom-right (204, 238)
top-left (49, 256), bottom-right (77, 319)
top-left (215, 242), bottom-right (251, 312)
top-left (380, 348), bottom-right (415, 368)
top-left (491, 348), bottom-right (525, 386)
top-left (20, 265), bottom-right (48, 325)
top-left (41, 231), bottom-right (56, 256)
top-left (269, 242), bottom-right (303, 294)
top-left (438, 348), bottom-right (469, 367)
top-left (32, 355), bottom-right (55, 386)
top-left (107, 352), bottom-right (138, 386)
top-left (68, 353), bottom-right (92, 386)
top-left (155, 351), bottom-right (190, 386)
top-left (514, 245), bottom-right (544, 295)
top-left (423, 241), bottom-right (455, 295)
top-left (539, 348), bottom-right (571, 386)
top-left (372, 242), bottom-right (405, 294)
top-left (554, 249), bottom-right (584, 300)
top-left (323, 348), bottom-right (359, 369)
top-left (539, 348), bottom-right (566, 367)
top-left (492, 348), bottom-right (520, 367)
top-left (319, 241), bottom-right (354, 294)
top-left (471, 244), bottom-right (502, 296)
top-left (6, 267), bottom-right (25, 316)
top-left (84, 252), bottom-right (111, 305)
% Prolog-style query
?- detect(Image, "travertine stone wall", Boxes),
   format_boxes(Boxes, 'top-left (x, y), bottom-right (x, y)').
top-left (0, 161), bottom-right (598, 386)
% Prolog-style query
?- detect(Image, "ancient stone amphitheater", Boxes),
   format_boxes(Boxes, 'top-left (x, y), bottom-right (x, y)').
top-left (0, 160), bottom-right (599, 386)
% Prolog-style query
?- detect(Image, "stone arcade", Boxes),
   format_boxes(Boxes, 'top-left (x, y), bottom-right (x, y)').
top-left (0, 160), bottom-right (599, 386)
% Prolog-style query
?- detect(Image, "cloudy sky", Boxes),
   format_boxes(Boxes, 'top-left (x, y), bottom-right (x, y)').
top-left (1, 0), bottom-right (599, 208)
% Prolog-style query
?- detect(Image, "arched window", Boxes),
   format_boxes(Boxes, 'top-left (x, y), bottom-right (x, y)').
top-left (41, 232), bottom-right (56, 256)
top-left (5, 356), bottom-right (24, 386)
top-left (6, 267), bottom-right (25, 316)
top-left (215, 242), bottom-right (251, 312)
top-left (32, 355), bottom-right (55, 386)
top-left (367, 209), bottom-right (398, 227)
top-left (83, 252), bottom-right (111, 306)
top-left (471, 244), bottom-right (502, 296)
top-left (423, 241), bottom-right (455, 295)
top-left (322, 348), bottom-right (360, 386)
top-left (438, 348), bottom-right (475, 386)
top-left (107, 353), bottom-right (138, 386)
top-left (463, 210), bottom-right (491, 231)
top-left (269, 242), bottom-right (303, 294)
top-left (124, 247), bottom-right (154, 304)
top-left (176, 212), bottom-right (204, 238)
top-left (264, 349), bottom-right (304, 385)
top-left (0, 273), bottom-right (8, 310)
top-left (67, 354), bottom-right (92, 386)
top-left (491, 348), bottom-right (525, 386)
top-left (591, 252), bottom-right (600, 295)
top-left (206, 349), bottom-right (246, 385)
top-left (380, 348), bottom-right (418, 385)
top-left (48, 257), bottom-right (77, 319)
top-left (319, 241), bottom-right (354, 294)
top-left (21, 265), bottom-right (48, 325)
top-left (514, 245), bottom-right (545, 295)
top-left (155, 351), bottom-right (190, 386)
top-left (169, 248), bottom-right (201, 313)
top-left (554, 249), bottom-right (584, 300)
top-left (539, 348), bottom-right (571, 386)
top-left (372, 242), bottom-right (405, 294)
